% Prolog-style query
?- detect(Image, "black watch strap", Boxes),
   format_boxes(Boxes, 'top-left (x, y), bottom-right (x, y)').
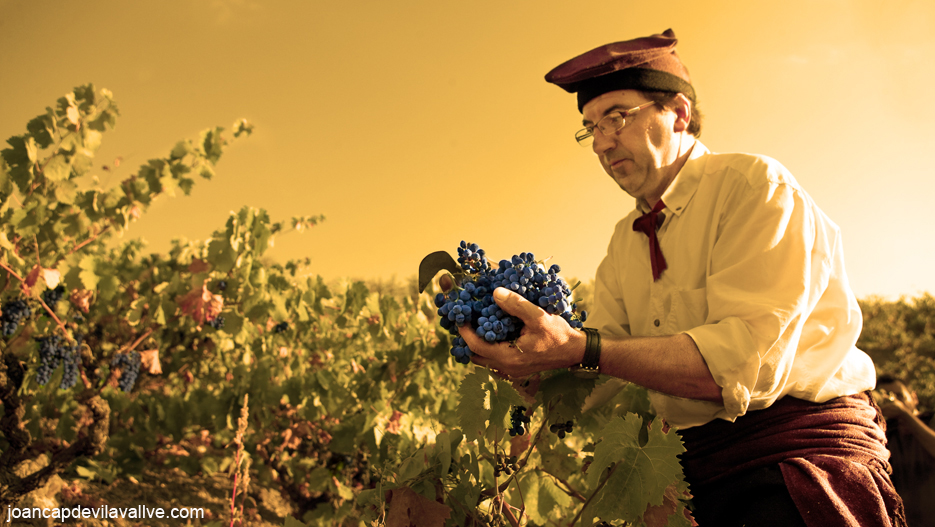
top-left (571, 327), bottom-right (601, 379)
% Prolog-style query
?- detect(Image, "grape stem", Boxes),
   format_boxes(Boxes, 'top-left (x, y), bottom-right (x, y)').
top-left (478, 400), bottom-right (555, 500)
top-left (568, 462), bottom-right (618, 527)
top-left (534, 467), bottom-right (586, 502)
top-left (68, 225), bottom-right (111, 255)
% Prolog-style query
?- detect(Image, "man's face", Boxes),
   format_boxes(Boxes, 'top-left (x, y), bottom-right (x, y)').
top-left (581, 90), bottom-right (679, 205)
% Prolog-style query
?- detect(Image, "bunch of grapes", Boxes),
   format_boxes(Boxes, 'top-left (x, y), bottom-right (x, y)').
top-left (549, 420), bottom-right (574, 439)
top-left (493, 453), bottom-right (519, 478)
top-left (509, 406), bottom-right (530, 436)
top-left (208, 315), bottom-right (225, 330)
top-left (111, 351), bottom-right (141, 392)
top-left (1, 298), bottom-right (32, 337)
top-left (217, 280), bottom-right (228, 292)
top-left (35, 334), bottom-right (83, 389)
top-left (434, 241), bottom-right (587, 364)
top-left (273, 322), bottom-right (289, 333)
top-left (40, 285), bottom-right (66, 309)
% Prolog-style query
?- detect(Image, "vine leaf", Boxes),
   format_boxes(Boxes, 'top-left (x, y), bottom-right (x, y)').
top-left (176, 281), bottom-right (224, 326)
top-left (457, 371), bottom-right (525, 444)
top-left (417, 251), bottom-right (460, 293)
top-left (457, 371), bottom-right (489, 442)
top-left (385, 486), bottom-right (451, 527)
top-left (583, 414), bottom-right (686, 526)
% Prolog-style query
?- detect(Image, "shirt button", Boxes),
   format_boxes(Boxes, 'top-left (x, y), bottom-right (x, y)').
top-left (654, 319), bottom-right (660, 327)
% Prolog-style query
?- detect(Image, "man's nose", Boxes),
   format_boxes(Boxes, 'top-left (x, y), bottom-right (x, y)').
top-left (592, 128), bottom-right (615, 155)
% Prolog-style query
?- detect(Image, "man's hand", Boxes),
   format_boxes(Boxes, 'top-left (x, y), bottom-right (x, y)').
top-left (880, 398), bottom-right (913, 421)
top-left (459, 287), bottom-right (586, 377)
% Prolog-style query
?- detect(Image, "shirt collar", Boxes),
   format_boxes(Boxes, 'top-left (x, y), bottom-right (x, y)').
top-left (636, 140), bottom-right (710, 217)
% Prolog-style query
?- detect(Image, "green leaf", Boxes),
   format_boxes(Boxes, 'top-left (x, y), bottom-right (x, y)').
top-left (78, 255), bottom-right (99, 290)
top-left (457, 371), bottom-right (490, 442)
top-left (436, 431), bottom-right (451, 478)
top-left (538, 370), bottom-right (596, 424)
top-left (583, 414), bottom-right (686, 526)
top-left (43, 153), bottom-right (71, 181)
top-left (485, 376), bottom-right (525, 443)
top-left (26, 112), bottom-right (56, 149)
top-left (201, 126), bottom-right (225, 164)
top-left (207, 237), bottom-right (237, 273)
top-left (397, 450), bottom-right (426, 483)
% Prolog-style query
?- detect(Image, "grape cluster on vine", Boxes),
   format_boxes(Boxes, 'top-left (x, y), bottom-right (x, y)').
top-left (35, 334), bottom-right (83, 389)
top-left (493, 453), bottom-right (518, 478)
top-left (273, 322), bottom-right (289, 333)
top-left (509, 406), bottom-right (530, 436)
top-left (1, 298), bottom-right (32, 337)
top-left (209, 315), bottom-right (225, 330)
top-left (217, 280), bottom-right (228, 292)
top-left (40, 285), bottom-right (66, 310)
top-left (550, 420), bottom-right (574, 439)
top-left (434, 241), bottom-right (587, 364)
top-left (111, 351), bottom-right (142, 392)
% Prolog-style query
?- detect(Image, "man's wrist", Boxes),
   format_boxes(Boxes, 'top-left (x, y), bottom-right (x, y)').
top-left (570, 327), bottom-right (601, 378)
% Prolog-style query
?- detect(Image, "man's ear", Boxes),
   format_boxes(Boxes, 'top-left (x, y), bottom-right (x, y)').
top-left (672, 93), bottom-right (692, 133)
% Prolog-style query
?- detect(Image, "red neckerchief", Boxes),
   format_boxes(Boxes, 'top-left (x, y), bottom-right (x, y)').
top-left (632, 199), bottom-right (667, 281)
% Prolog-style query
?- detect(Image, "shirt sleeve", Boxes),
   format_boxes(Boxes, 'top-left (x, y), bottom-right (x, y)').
top-left (682, 164), bottom-right (850, 419)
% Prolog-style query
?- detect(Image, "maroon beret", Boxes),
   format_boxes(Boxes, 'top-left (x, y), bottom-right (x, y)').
top-left (545, 29), bottom-right (695, 112)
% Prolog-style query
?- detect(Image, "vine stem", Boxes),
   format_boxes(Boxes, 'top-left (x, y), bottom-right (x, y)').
top-left (0, 261), bottom-right (24, 283)
top-left (568, 463), bottom-right (617, 527)
top-left (69, 225), bottom-right (110, 255)
top-left (479, 400), bottom-right (555, 501)
top-left (534, 467), bottom-right (585, 502)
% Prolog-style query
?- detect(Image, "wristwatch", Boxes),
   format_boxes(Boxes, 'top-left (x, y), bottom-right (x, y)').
top-left (570, 327), bottom-right (601, 379)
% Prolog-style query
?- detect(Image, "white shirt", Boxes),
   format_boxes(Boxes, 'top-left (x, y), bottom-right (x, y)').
top-left (589, 141), bottom-right (876, 428)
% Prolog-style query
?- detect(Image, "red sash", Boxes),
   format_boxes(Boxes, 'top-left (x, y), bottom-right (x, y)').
top-left (678, 392), bottom-right (907, 527)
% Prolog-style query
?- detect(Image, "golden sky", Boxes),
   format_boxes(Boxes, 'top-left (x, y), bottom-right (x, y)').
top-left (1, 0), bottom-right (933, 299)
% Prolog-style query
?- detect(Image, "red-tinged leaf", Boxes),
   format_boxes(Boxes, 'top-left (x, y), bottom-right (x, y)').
top-left (140, 349), bottom-right (162, 375)
top-left (24, 265), bottom-right (41, 288)
top-left (176, 281), bottom-right (223, 325)
top-left (386, 410), bottom-right (404, 435)
top-left (69, 289), bottom-right (93, 314)
top-left (385, 486), bottom-right (450, 527)
top-left (188, 258), bottom-right (211, 274)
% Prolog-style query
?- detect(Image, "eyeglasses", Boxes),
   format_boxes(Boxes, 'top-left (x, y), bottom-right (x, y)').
top-left (575, 101), bottom-right (656, 147)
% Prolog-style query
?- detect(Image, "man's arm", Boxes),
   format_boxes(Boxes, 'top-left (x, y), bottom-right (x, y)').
top-left (882, 402), bottom-right (935, 459)
top-left (460, 287), bottom-right (723, 404)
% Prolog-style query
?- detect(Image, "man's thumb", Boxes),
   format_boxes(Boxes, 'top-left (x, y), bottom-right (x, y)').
top-left (493, 287), bottom-right (541, 322)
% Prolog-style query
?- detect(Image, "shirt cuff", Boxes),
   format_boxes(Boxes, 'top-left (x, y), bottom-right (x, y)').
top-left (683, 318), bottom-right (761, 419)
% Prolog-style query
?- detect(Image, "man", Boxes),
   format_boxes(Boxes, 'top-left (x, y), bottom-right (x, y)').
top-left (876, 374), bottom-right (935, 526)
top-left (459, 29), bottom-right (906, 526)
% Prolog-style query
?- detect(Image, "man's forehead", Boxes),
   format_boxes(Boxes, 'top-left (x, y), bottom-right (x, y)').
top-left (582, 90), bottom-right (644, 122)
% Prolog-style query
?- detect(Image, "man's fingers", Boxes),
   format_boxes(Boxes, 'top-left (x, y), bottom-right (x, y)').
top-left (492, 287), bottom-right (544, 325)
top-left (439, 273), bottom-right (455, 293)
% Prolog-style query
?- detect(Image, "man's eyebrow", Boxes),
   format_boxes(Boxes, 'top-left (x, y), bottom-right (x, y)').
top-left (582, 105), bottom-right (630, 126)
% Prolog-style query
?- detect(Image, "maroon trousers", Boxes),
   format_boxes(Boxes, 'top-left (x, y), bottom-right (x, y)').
top-left (678, 392), bottom-right (907, 527)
